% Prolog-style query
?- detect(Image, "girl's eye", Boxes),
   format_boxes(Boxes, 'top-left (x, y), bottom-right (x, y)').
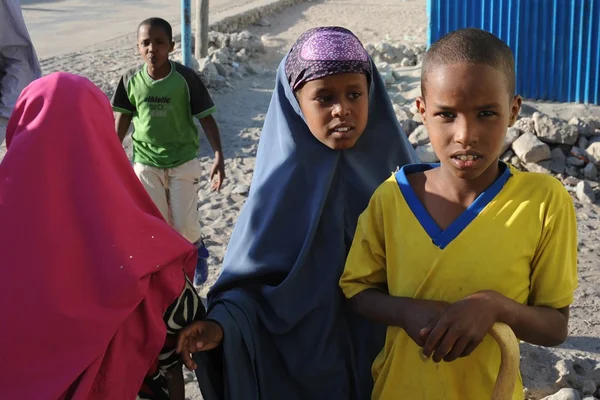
top-left (479, 110), bottom-right (496, 117)
top-left (437, 111), bottom-right (456, 119)
top-left (349, 92), bottom-right (362, 100)
top-left (315, 95), bottom-right (333, 103)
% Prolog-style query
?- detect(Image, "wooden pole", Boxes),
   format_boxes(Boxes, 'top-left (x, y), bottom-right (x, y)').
top-left (195, 0), bottom-right (209, 59)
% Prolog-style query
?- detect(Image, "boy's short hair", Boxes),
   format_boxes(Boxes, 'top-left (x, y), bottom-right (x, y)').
top-left (138, 17), bottom-right (173, 42)
top-left (421, 28), bottom-right (516, 98)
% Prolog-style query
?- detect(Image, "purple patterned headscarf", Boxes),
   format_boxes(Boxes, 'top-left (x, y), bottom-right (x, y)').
top-left (285, 26), bottom-right (372, 91)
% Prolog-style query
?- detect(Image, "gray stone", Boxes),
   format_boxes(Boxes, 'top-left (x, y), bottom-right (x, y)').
top-left (396, 81), bottom-right (409, 92)
top-left (514, 117), bottom-right (536, 135)
top-left (566, 166), bottom-right (580, 177)
top-left (199, 58), bottom-right (219, 76)
top-left (576, 181), bottom-right (596, 204)
top-left (401, 120), bottom-right (420, 136)
top-left (412, 113), bottom-right (423, 124)
top-left (584, 163), bottom-right (598, 180)
top-left (579, 136), bottom-right (590, 150)
top-left (582, 380), bottom-right (597, 395)
top-left (231, 185), bottom-right (250, 195)
top-left (211, 48), bottom-right (229, 64)
top-left (550, 148), bottom-right (567, 174)
top-left (569, 117), bottom-right (596, 137)
top-left (542, 388), bottom-right (581, 400)
top-left (416, 143), bottom-right (439, 163)
top-left (400, 57), bottom-right (413, 67)
top-left (409, 125), bottom-right (430, 147)
top-left (214, 62), bottom-right (227, 77)
top-left (393, 104), bottom-right (412, 121)
top-left (512, 132), bottom-right (552, 163)
top-left (256, 17), bottom-right (271, 27)
top-left (583, 116), bottom-right (600, 130)
top-left (236, 48), bottom-right (249, 62)
top-left (567, 156), bottom-right (586, 167)
top-left (533, 112), bottom-right (579, 145)
top-left (503, 127), bottom-right (522, 153)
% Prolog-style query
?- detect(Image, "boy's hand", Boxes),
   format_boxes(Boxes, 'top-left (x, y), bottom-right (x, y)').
top-left (176, 320), bottom-right (224, 370)
top-left (401, 299), bottom-right (450, 347)
top-left (421, 290), bottom-right (503, 362)
top-left (210, 151), bottom-right (225, 191)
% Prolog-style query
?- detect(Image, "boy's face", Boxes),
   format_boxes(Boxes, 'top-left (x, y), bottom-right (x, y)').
top-left (296, 73), bottom-right (369, 151)
top-left (416, 63), bottom-right (521, 181)
top-left (137, 24), bottom-right (174, 70)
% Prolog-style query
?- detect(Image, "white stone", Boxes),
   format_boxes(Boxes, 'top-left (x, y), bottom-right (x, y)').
top-left (576, 181), bottom-right (596, 204)
top-left (542, 388), bottom-right (581, 400)
top-left (416, 143), bottom-right (439, 163)
top-left (513, 117), bottom-right (536, 135)
top-left (409, 125), bottom-right (430, 147)
top-left (413, 113), bottom-right (423, 124)
top-left (533, 112), bottom-right (579, 145)
top-left (512, 132), bottom-right (552, 163)
top-left (586, 142), bottom-right (600, 164)
top-left (211, 49), bottom-right (229, 64)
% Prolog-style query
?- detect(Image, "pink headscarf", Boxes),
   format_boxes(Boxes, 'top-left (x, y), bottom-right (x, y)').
top-left (0, 72), bottom-right (196, 399)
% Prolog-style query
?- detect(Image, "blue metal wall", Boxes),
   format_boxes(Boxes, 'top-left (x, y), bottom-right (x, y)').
top-left (427, 0), bottom-right (600, 104)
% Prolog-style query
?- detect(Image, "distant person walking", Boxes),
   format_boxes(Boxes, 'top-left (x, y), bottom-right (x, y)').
top-left (0, 0), bottom-right (42, 144)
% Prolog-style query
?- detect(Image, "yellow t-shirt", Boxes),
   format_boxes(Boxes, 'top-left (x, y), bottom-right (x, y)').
top-left (339, 163), bottom-right (578, 400)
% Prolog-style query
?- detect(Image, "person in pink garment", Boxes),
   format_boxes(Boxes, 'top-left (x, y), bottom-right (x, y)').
top-left (0, 72), bottom-right (205, 400)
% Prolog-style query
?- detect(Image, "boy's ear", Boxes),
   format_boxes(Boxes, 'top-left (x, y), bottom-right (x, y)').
top-left (508, 95), bottom-right (522, 127)
top-left (415, 96), bottom-right (427, 125)
top-left (169, 41), bottom-right (175, 52)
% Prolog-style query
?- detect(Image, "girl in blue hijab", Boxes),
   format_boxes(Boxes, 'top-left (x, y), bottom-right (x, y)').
top-left (177, 27), bottom-right (419, 400)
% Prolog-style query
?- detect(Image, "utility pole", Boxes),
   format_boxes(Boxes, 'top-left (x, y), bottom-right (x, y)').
top-left (181, 0), bottom-right (192, 67)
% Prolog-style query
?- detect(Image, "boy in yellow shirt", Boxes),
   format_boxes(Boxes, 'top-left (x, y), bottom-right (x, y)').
top-left (339, 28), bottom-right (578, 400)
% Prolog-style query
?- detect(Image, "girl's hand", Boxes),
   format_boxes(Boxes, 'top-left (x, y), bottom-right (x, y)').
top-left (401, 299), bottom-right (450, 347)
top-left (176, 320), bottom-right (224, 370)
top-left (421, 290), bottom-right (504, 362)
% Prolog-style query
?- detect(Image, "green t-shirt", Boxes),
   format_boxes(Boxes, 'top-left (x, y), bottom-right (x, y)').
top-left (111, 61), bottom-right (216, 168)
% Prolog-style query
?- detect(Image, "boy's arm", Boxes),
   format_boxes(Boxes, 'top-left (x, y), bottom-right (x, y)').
top-left (199, 115), bottom-right (225, 191)
top-left (115, 112), bottom-right (132, 143)
top-left (349, 289), bottom-right (449, 348)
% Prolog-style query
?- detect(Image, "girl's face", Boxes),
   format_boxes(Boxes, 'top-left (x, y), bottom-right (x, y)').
top-left (296, 73), bottom-right (369, 150)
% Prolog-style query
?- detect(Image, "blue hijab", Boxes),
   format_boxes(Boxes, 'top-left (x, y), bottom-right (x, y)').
top-left (197, 38), bottom-right (419, 400)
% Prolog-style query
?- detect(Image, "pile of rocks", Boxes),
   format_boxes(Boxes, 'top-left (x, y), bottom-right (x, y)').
top-left (393, 103), bottom-right (600, 204)
top-left (174, 30), bottom-right (268, 90)
top-left (363, 41), bottom-right (426, 88)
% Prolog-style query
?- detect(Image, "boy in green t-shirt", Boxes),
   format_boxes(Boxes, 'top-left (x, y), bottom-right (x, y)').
top-left (112, 18), bottom-right (224, 285)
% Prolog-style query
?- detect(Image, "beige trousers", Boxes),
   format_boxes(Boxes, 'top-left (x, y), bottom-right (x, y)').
top-left (134, 158), bottom-right (202, 243)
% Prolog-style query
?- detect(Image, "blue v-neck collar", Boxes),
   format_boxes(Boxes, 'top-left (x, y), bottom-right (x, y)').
top-left (394, 162), bottom-right (512, 250)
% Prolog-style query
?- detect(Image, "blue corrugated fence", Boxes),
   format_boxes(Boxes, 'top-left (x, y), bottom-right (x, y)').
top-left (427, 0), bottom-right (600, 104)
